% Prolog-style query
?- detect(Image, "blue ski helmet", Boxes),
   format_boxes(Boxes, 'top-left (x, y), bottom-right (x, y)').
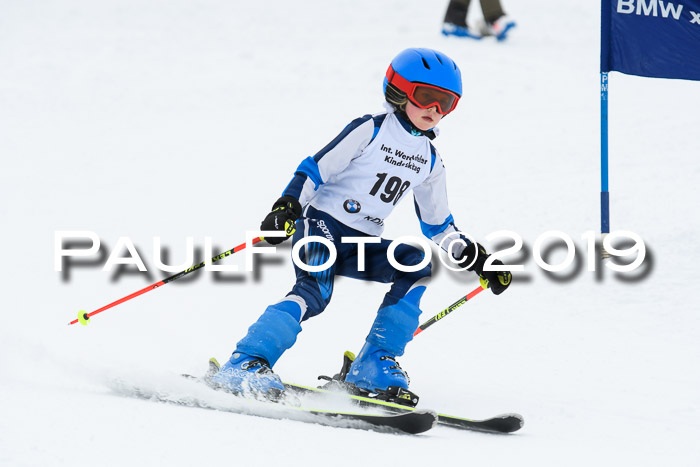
top-left (383, 48), bottom-right (462, 98)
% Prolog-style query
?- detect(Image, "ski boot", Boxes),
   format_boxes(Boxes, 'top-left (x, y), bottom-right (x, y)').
top-left (211, 300), bottom-right (304, 398)
top-left (441, 22), bottom-right (483, 40)
top-left (330, 284), bottom-right (426, 407)
top-left (343, 343), bottom-right (419, 407)
top-left (475, 15), bottom-right (517, 41)
top-left (211, 351), bottom-right (285, 399)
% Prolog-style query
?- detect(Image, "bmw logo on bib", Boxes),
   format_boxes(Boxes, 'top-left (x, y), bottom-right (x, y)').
top-left (343, 199), bottom-right (361, 214)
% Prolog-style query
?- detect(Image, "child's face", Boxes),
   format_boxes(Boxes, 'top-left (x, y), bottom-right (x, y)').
top-left (405, 101), bottom-right (443, 131)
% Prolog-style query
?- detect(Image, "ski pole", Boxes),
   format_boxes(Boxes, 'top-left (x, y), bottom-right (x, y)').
top-left (413, 283), bottom-right (486, 336)
top-left (69, 236), bottom-right (263, 326)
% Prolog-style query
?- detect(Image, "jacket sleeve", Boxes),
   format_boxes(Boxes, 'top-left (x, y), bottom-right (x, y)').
top-left (281, 115), bottom-right (376, 206)
top-left (412, 145), bottom-right (469, 260)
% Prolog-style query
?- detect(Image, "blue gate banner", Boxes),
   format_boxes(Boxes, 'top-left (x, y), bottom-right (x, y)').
top-left (601, 0), bottom-right (700, 80)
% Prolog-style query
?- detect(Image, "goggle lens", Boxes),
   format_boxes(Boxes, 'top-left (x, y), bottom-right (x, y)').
top-left (410, 85), bottom-right (458, 114)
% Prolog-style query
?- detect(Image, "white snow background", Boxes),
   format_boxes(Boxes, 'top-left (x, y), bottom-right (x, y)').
top-left (1, 0), bottom-right (700, 465)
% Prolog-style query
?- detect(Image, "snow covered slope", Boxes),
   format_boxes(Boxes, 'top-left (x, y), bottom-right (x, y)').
top-left (1, 0), bottom-right (699, 465)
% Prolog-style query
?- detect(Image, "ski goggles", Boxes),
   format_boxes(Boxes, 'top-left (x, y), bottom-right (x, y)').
top-left (386, 66), bottom-right (461, 115)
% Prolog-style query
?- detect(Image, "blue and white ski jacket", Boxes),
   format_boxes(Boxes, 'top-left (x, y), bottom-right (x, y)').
top-left (282, 108), bottom-right (466, 256)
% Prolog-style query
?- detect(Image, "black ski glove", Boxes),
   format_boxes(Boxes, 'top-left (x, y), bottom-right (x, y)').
top-left (458, 243), bottom-right (512, 295)
top-left (260, 195), bottom-right (302, 245)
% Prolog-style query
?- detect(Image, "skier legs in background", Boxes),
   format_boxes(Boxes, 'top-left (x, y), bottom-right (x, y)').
top-left (442, 0), bottom-right (516, 41)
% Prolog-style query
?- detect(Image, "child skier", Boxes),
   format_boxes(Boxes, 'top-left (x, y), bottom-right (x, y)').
top-left (212, 48), bottom-right (512, 401)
